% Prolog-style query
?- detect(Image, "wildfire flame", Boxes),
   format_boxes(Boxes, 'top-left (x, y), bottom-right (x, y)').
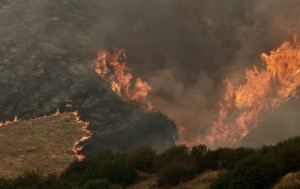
top-left (72, 111), bottom-right (92, 161)
top-left (203, 37), bottom-right (300, 147)
top-left (0, 116), bottom-right (18, 126)
top-left (94, 49), bottom-right (152, 102)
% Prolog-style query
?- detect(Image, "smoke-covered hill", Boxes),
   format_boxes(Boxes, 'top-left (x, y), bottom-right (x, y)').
top-left (0, 0), bottom-right (177, 158)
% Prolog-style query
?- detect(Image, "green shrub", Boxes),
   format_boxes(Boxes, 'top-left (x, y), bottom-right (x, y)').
top-left (62, 151), bottom-right (137, 187)
top-left (109, 184), bottom-right (122, 189)
top-left (126, 145), bottom-right (157, 173)
top-left (62, 159), bottom-right (100, 185)
top-left (210, 171), bottom-right (232, 189)
top-left (191, 144), bottom-right (208, 172)
top-left (157, 161), bottom-right (191, 186)
top-left (81, 179), bottom-right (110, 189)
top-left (155, 145), bottom-right (191, 170)
top-left (13, 171), bottom-right (45, 189)
top-left (100, 156), bottom-right (137, 186)
top-left (199, 147), bottom-right (255, 172)
top-left (229, 154), bottom-right (282, 189)
top-left (0, 178), bottom-right (16, 189)
top-left (275, 137), bottom-right (300, 173)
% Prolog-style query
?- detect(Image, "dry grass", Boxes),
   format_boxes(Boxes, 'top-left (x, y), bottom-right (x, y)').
top-left (126, 170), bottom-right (225, 189)
top-left (0, 112), bottom-right (86, 178)
top-left (173, 170), bottom-right (226, 189)
top-left (272, 170), bottom-right (300, 189)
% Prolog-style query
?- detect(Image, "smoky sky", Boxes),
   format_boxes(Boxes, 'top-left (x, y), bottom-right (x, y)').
top-left (1, 0), bottom-right (300, 149)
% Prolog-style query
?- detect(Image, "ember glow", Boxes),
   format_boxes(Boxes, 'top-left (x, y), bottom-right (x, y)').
top-left (202, 38), bottom-right (300, 147)
top-left (94, 49), bottom-right (152, 102)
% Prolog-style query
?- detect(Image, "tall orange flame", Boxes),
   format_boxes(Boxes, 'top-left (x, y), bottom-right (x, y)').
top-left (94, 49), bottom-right (152, 102)
top-left (204, 37), bottom-right (300, 147)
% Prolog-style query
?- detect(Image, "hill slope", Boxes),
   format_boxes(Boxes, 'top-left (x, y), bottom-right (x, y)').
top-left (0, 112), bottom-right (85, 178)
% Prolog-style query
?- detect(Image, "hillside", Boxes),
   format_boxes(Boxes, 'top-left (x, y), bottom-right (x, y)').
top-left (0, 0), bottom-right (177, 158)
top-left (0, 112), bottom-right (85, 178)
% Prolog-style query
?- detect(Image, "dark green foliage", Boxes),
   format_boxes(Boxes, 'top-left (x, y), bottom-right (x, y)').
top-left (80, 179), bottom-right (122, 189)
top-left (0, 171), bottom-right (70, 189)
top-left (210, 171), bottom-right (232, 189)
top-left (156, 145), bottom-right (196, 185)
top-left (108, 184), bottom-right (122, 189)
top-left (63, 151), bottom-right (137, 187)
top-left (191, 144), bottom-right (208, 172)
top-left (126, 145), bottom-right (157, 173)
top-left (229, 155), bottom-right (282, 189)
top-left (275, 137), bottom-right (300, 173)
top-left (0, 178), bottom-right (16, 189)
top-left (191, 144), bottom-right (208, 157)
top-left (62, 159), bottom-right (100, 186)
top-left (156, 145), bottom-right (190, 167)
top-left (200, 147), bottom-right (255, 171)
top-left (16, 171), bottom-right (44, 188)
top-left (157, 161), bottom-right (191, 186)
top-left (81, 179), bottom-right (110, 189)
top-left (1, 137), bottom-right (300, 188)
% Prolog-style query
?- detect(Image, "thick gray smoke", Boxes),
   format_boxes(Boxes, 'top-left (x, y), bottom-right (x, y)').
top-left (1, 0), bottom-right (300, 153)
top-left (84, 0), bottom-right (300, 146)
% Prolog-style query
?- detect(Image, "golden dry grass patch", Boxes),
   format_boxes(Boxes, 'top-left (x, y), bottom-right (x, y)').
top-left (272, 169), bottom-right (300, 189)
top-left (0, 112), bottom-right (86, 178)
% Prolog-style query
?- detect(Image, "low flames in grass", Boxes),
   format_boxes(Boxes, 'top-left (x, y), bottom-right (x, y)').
top-left (0, 116), bottom-right (18, 126)
top-left (202, 36), bottom-right (300, 147)
top-left (72, 111), bottom-right (92, 161)
top-left (94, 49), bottom-right (152, 104)
top-left (0, 110), bottom-right (91, 161)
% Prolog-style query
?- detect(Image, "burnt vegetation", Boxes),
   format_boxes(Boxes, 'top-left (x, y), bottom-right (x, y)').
top-left (0, 136), bottom-right (299, 189)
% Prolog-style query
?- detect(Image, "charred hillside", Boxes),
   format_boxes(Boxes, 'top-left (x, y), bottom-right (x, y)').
top-left (0, 0), bottom-right (177, 158)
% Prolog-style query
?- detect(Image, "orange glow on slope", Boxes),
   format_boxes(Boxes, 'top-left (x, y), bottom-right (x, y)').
top-left (94, 49), bottom-right (152, 102)
top-left (203, 37), bottom-right (300, 147)
top-left (72, 111), bottom-right (92, 161)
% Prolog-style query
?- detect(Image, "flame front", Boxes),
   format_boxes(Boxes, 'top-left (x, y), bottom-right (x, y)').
top-left (0, 116), bottom-right (18, 126)
top-left (203, 38), bottom-right (300, 147)
top-left (72, 111), bottom-right (92, 161)
top-left (94, 49), bottom-right (152, 102)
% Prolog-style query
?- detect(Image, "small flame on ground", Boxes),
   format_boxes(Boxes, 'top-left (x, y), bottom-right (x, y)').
top-left (93, 49), bottom-right (152, 108)
top-left (72, 111), bottom-right (92, 161)
top-left (0, 116), bottom-right (18, 126)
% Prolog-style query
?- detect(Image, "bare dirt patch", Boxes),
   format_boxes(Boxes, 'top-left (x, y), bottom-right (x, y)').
top-left (0, 112), bottom-right (85, 178)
